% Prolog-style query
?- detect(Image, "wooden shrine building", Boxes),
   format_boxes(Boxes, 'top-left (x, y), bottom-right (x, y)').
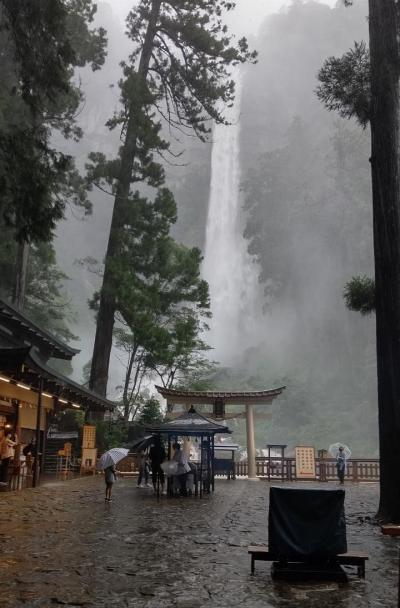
top-left (155, 385), bottom-right (285, 479)
top-left (0, 300), bottom-right (115, 486)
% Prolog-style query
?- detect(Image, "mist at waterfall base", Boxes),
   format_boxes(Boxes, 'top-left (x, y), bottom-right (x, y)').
top-left (53, 1), bottom-right (378, 455)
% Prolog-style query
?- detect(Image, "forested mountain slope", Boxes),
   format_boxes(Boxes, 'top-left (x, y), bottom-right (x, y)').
top-left (231, 0), bottom-right (377, 455)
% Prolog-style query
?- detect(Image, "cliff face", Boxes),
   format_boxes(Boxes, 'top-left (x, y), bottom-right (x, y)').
top-left (234, 0), bottom-right (377, 454)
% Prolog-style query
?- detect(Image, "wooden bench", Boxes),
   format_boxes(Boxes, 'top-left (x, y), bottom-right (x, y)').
top-left (248, 545), bottom-right (369, 578)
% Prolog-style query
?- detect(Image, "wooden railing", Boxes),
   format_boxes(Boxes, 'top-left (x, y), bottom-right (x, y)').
top-left (235, 457), bottom-right (380, 482)
top-left (7, 464), bottom-right (33, 491)
top-left (116, 455), bottom-right (139, 474)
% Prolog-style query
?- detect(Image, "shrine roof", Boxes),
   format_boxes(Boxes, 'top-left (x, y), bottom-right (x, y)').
top-left (146, 408), bottom-right (232, 436)
top-left (0, 300), bottom-right (79, 360)
top-left (0, 346), bottom-right (115, 412)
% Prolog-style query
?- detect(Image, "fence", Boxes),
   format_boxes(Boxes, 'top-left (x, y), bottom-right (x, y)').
top-left (235, 457), bottom-right (380, 482)
top-left (115, 455), bottom-right (139, 475)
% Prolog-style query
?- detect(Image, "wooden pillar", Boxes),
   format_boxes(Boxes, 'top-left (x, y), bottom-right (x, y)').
top-left (41, 409), bottom-right (49, 473)
top-left (211, 434), bottom-right (215, 492)
top-left (246, 404), bottom-right (257, 479)
top-left (200, 433), bottom-right (203, 498)
top-left (12, 400), bottom-right (21, 488)
top-left (33, 377), bottom-right (43, 488)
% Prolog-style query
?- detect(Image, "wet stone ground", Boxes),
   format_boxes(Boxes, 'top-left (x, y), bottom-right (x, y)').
top-left (0, 477), bottom-right (398, 607)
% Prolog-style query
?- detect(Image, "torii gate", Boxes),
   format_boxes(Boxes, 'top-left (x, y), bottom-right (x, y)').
top-left (155, 385), bottom-right (285, 479)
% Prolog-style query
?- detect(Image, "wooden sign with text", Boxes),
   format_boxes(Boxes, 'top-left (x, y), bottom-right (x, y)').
top-left (295, 446), bottom-right (316, 479)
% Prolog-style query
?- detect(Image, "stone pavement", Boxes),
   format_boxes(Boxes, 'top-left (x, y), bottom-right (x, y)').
top-left (0, 477), bottom-right (398, 607)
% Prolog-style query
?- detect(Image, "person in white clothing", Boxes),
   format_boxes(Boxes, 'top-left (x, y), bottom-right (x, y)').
top-left (172, 442), bottom-right (189, 496)
top-left (0, 431), bottom-right (17, 483)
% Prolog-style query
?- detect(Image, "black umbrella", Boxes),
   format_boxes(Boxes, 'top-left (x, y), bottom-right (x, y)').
top-left (123, 435), bottom-right (155, 452)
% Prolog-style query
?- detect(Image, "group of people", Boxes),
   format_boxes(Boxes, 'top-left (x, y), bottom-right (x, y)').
top-left (0, 430), bottom-right (37, 485)
top-left (103, 439), bottom-right (349, 502)
top-left (136, 437), bottom-right (191, 496)
top-left (103, 436), bottom-right (168, 501)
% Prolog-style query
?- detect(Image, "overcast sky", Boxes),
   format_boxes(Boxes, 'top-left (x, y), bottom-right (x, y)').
top-left (111, 0), bottom-right (338, 36)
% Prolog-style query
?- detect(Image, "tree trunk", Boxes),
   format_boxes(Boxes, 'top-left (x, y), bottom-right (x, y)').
top-left (12, 240), bottom-right (29, 311)
top-left (89, 0), bottom-right (162, 396)
top-left (369, 0), bottom-right (400, 523)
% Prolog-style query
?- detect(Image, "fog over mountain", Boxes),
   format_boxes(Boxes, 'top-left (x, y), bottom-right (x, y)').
top-left (54, 0), bottom-right (377, 455)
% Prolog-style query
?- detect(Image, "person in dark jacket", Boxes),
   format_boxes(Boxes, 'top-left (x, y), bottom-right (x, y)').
top-left (336, 446), bottom-right (347, 484)
top-left (149, 436), bottom-right (166, 495)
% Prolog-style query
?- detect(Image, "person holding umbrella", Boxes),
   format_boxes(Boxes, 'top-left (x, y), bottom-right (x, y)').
top-left (329, 443), bottom-right (351, 485)
top-left (97, 447), bottom-right (129, 502)
top-left (336, 446), bottom-right (347, 485)
top-left (149, 435), bottom-right (166, 495)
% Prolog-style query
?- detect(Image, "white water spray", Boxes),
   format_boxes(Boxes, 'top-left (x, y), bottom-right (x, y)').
top-left (202, 76), bottom-right (264, 365)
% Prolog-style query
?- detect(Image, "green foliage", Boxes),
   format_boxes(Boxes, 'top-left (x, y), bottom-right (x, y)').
top-left (316, 41), bottom-right (371, 127)
top-left (89, 145), bottom-right (211, 414)
top-left (0, 0), bottom-right (107, 241)
top-left (137, 397), bottom-right (163, 425)
top-left (95, 419), bottom-right (129, 453)
top-left (173, 356), bottom-right (219, 391)
top-left (124, 0), bottom-right (257, 140)
top-left (0, 224), bottom-right (76, 342)
top-left (109, 212), bottom-right (211, 419)
top-left (344, 275), bottom-right (376, 315)
top-left (243, 116), bottom-right (333, 302)
top-left (52, 408), bottom-right (85, 431)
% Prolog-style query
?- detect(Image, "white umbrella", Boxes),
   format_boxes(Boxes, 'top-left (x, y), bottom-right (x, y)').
top-left (328, 443), bottom-right (351, 459)
top-left (97, 447), bottom-right (129, 470)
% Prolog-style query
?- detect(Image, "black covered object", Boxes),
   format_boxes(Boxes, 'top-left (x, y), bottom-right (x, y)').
top-left (268, 487), bottom-right (347, 557)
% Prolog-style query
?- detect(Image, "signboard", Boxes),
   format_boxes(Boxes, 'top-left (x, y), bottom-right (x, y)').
top-left (82, 425), bottom-right (96, 449)
top-left (47, 426), bottom-right (78, 439)
top-left (295, 446), bottom-right (316, 479)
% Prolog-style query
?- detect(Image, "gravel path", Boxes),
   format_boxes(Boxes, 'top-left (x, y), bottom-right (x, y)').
top-left (0, 477), bottom-right (398, 607)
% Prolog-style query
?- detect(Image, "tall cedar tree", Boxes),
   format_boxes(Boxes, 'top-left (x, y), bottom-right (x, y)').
top-left (92, 189), bottom-right (210, 421)
top-left (318, 0), bottom-right (400, 522)
top-left (0, 0), bottom-right (106, 308)
top-left (88, 0), bottom-right (256, 396)
top-left (368, 0), bottom-right (400, 524)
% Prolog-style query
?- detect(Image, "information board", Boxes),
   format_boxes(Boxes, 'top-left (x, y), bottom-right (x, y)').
top-left (295, 446), bottom-right (316, 479)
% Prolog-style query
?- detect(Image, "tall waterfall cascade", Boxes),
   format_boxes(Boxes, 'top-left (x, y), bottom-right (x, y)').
top-left (202, 78), bottom-right (264, 364)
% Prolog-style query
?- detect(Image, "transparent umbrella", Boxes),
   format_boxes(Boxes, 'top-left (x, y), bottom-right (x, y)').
top-left (97, 447), bottom-right (129, 470)
top-left (328, 443), bottom-right (351, 459)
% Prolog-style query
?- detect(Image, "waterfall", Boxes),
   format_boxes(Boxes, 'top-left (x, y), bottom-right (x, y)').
top-left (202, 76), bottom-right (263, 365)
